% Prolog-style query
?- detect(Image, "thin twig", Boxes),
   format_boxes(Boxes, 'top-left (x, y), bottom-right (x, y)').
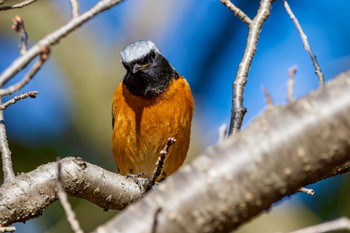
top-left (0, 226), bottom-right (15, 232)
top-left (151, 207), bottom-right (162, 233)
top-left (228, 0), bottom-right (274, 135)
top-left (262, 86), bottom-right (274, 107)
top-left (0, 91), bottom-right (39, 110)
top-left (57, 160), bottom-right (84, 233)
top-left (143, 138), bottom-right (176, 192)
top-left (0, 97), bottom-right (15, 182)
top-left (0, 46), bottom-right (50, 96)
top-left (0, 0), bottom-right (124, 88)
top-left (283, 0), bottom-right (324, 86)
top-left (70, 0), bottom-right (79, 18)
top-left (12, 16), bottom-right (28, 56)
top-left (287, 65), bottom-right (297, 103)
top-left (220, 0), bottom-right (252, 25)
top-left (289, 217), bottom-right (350, 233)
top-left (0, 0), bottom-right (37, 10)
top-left (218, 124), bottom-right (227, 143)
top-left (298, 187), bottom-right (314, 196)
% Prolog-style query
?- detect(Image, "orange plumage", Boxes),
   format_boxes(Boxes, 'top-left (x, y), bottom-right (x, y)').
top-left (112, 41), bottom-right (194, 181)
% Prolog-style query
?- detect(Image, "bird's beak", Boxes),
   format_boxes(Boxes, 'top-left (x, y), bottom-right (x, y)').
top-left (132, 63), bottom-right (148, 74)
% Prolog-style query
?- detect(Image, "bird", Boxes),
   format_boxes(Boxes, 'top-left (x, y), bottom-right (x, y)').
top-left (112, 40), bottom-right (194, 182)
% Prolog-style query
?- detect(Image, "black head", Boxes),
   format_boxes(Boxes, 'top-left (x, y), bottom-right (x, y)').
top-left (120, 40), bottom-right (178, 98)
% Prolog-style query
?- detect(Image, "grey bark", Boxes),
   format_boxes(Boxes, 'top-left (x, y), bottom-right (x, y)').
top-left (0, 157), bottom-right (142, 226)
top-left (0, 71), bottom-right (350, 232)
top-left (93, 70), bottom-right (350, 233)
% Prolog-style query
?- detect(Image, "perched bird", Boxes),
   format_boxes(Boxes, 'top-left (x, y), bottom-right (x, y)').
top-left (112, 40), bottom-right (194, 181)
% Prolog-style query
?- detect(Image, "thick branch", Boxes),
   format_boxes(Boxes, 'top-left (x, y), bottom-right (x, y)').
top-left (0, 0), bottom-right (123, 88)
top-left (94, 70), bottom-right (350, 233)
top-left (0, 157), bottom-right (143, 226)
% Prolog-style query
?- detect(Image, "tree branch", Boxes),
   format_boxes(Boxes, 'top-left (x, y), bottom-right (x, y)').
top-left (0, 157), bottom-right (143, 226)
top-left (70, 0), bottom-right (80, 18)
top-left (297, 187), bottom-right (314, 196)
top-left (283, 0), bottom-right (325, 86)
top-left (12, 16), bottom-right (28, 56)
top-left (0, 97), bottom-right (15, 182)
top-left (93, 70), bottom-right (350, 233)
top-left (218, 124), bottom-right (227, 143)
top-left (0, 46), bottom-right (50, 96)
top-left (0, 226), bottom-right (15, 233)
top-left (262, 86), bottom-right (274, 107)
top-left (57, 160), bottom-right (84, 233)
top-left (228, 0), bottom-right (275, 135)
top-left (219, 0), bottom-right (252, 25)
top-left (287, 66), bottom-right (298, 103)
top-left (0, 0), bottom-right (123, 88)
top-left (0, 91), bottom-right (38, 110)
top-left (0, 0), bottom-right (37, 11)
top-left (144, 137), bottom-right (176, 192)
top-left (288, 217), bottom-right (350, 233)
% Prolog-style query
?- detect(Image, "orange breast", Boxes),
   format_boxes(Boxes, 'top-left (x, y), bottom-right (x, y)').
top-left (112, 77), bottom-right (194, 180)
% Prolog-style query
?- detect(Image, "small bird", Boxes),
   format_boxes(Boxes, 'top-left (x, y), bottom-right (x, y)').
top-left (112, 40), bottom-right (194, 181)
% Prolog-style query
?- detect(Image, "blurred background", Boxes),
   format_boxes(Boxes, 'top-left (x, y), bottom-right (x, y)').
top-left (0, 0), bottom-right (349, 232)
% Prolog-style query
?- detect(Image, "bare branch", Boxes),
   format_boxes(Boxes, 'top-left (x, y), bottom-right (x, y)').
top-left (1, 71), bottom-right (350, 228)
top-left (218, 124), bottom-right (227, 143)
top-left (151, 207), bottom-right (162, 233)
top-left (93, 70), bottom-right (350, 233)
top-left (287, 65), bottom-right (297, 103)
top-left (298, 187), bottom-right (314, 196)
top-left (0, 0), bottom-right (37, 10)
top-left (0, 226), bottom-right (15, 232)
top-left (0, 91), bottom-right (38, 110)
top-left (0, 97), bottom-right (15, 182)
top-left (283, 0), bottom-right (324, 86)
top-left (262, 86), bottom-right (274, 107)
top-left (12, 16), bottom-right (28, 56)
top-left (220, 0), bottom-right (252, 25)
top-left (289, 217), bottom-right (350, 233)
top-left (70, 0), bottom-right (80, 18)
top-left (144, 138), bottom-right (176, 192)
top-left (0, 157), bottom-right (143, 226)
top-left (0, 46), bottom-right (50, 96)
top-left (228, 0), bottom-right (274, 135)
top-left (0, 0), bottom-right (123, 88)
top-left (57, 160), bottom-right (84, 233)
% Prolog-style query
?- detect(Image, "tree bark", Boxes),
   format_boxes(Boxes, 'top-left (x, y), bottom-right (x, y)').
top-left (93, 70), bottom-right (350, 233)
top-left (0, 157), bottom-right (142, 226)
top-left (1, 70), bottom-right (350, 231)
